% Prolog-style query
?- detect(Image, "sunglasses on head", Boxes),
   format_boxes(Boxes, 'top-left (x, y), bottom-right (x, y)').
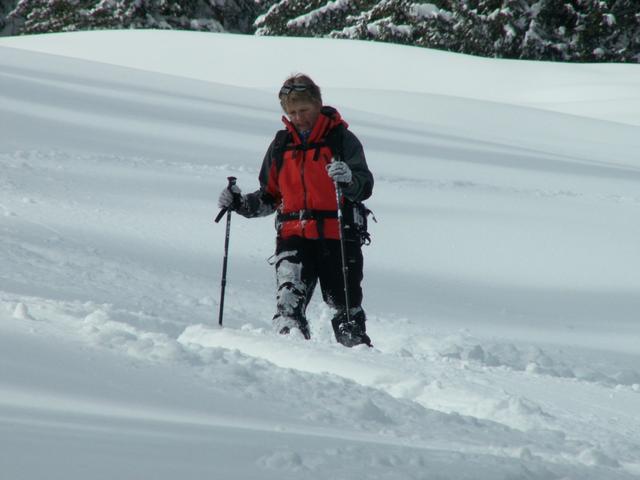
top-left (279, 84), bottom-right (310, 96)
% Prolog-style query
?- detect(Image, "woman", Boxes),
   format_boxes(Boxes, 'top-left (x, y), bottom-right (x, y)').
top-left (218, 74), bottom-right (374, 347)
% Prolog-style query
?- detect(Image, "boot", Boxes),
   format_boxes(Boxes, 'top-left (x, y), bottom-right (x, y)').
top-left (331, 306), bottom-right (372, 347)
top-left (274, 315), bottom-right (311, 340)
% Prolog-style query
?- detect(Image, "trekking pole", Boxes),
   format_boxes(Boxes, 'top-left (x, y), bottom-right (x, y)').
top-left (332, 157), bottom-right (352, 324)
top-left (214, 176), bottom-right (237, 327)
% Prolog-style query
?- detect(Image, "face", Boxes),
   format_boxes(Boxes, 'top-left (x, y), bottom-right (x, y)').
top-left (285, 101), bottom-right (321, 133)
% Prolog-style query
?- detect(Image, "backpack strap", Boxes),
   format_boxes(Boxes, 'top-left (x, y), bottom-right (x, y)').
top-left (324, 123), bottom-right (345, 162)
top-left (271, 129), bottom-right (291, 172)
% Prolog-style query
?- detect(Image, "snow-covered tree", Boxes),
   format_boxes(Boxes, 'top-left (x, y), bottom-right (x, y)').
top-left (255, 0), bottom-right (328, 36)
top-left (520, 0), bottom-right (640, 62)
top-left (86, 0), bottom-right (213, 31)
top-left (445, 0), bottom-right (529, 58)
top-left (332, 0), bottom-right (419, 45)
top-left (1, 0), bottom-right (16, 29)
top-left (287, 0), bottom-right (379, 37)
top-left (606, 0), bottom-right (640, 62)
top-left (575, 0), bottom-right (619, 61)
top-left (8, 0), bottom-right (90, 33)
top-left (256, 0), bottom-right (639, 62)
top-left (7, 0), bottom-right (257, 34)
top-left (522, 0), bottom-right (580, 60)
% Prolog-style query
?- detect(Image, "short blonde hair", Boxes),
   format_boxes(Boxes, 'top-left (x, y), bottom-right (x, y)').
top-left (278, 74), bottom-right (322, 112)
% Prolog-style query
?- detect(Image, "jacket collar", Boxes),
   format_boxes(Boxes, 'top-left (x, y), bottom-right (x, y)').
top-left (281, 106), bottom-right (348, 145)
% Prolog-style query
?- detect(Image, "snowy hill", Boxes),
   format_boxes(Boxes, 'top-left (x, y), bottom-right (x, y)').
top-left (1, 30), bottom-right (639, 479)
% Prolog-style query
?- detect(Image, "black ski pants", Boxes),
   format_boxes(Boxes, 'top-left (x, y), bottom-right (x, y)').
top-left (272, 235), bottom-right (364, 333)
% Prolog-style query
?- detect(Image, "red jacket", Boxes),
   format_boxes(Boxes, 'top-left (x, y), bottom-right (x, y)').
top-left (240, 107), bottom-right (373, 240)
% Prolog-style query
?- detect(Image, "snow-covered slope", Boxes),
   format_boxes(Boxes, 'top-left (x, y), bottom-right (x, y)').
top-left (1, 30), bottom-right (639, 479)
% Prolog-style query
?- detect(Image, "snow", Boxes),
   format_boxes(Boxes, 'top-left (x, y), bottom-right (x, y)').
top-left (287, 0), bottom-right (350, 29)
top-left (410, 3), bottom-right (442, 20)
top-left (1, 29), bottom-right (639, 479)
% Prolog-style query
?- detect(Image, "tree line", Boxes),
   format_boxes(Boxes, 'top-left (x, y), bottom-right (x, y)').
top-left (2, 0), bottom-right (639, 63)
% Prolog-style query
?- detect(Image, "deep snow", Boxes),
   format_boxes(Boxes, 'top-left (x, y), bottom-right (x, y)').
top-left (1, 30), bottom-right (639, 479)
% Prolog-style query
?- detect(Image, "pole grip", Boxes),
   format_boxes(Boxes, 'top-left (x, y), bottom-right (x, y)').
top-left (214, 176), bottom-right (238, 223)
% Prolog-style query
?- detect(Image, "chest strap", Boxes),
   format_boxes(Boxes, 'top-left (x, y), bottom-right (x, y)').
top-left (282, 142), bottom-right (327, 162)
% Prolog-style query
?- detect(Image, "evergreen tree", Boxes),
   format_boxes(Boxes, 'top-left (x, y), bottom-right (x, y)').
top-left (447, 0), bottom-right (529, 58)
top-left (287, 0), bottom-right (379, 37)
top-left (1, 0), bottom-right (16, 31)
top-left (255, 0), bottom-right (639, 62)
top-left (521, 0), bottom-right (574, 61)
top-left (520, 0), bottom-right (640, 62)
top-left (9, 0), bottom-right (93, 33)
top-left (571, 0), bottom-right (640, 62)
top-left (87, 0), bottom-right (208, 31)
top-left (574, 0), bottom-right (617, 61)
top-left (334, 0), bottom-right (418, 45)
top-left (7, 0), bottom-right (257, 34)
top-left (407, 1), bottom-right (457, 51)
top-left (255, 0), bottom-right (328, 36)
top-left (329, 0), bottom-right (453, 48)
top-left (215, 0), bottom-right (259, 32)
top-left (607, 0), bottom-right (640, 61)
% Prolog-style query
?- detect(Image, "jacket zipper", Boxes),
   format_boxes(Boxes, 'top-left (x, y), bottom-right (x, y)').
top-left (300, 149), bottom-right (308, 237)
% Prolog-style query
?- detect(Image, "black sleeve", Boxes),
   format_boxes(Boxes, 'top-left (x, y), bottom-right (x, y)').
top-left (258, 138), bottom-right (276, 189)
top-left (340, 129), bottom-right (373, 202)
top-left (235, 139), bottom-right (278, 218)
